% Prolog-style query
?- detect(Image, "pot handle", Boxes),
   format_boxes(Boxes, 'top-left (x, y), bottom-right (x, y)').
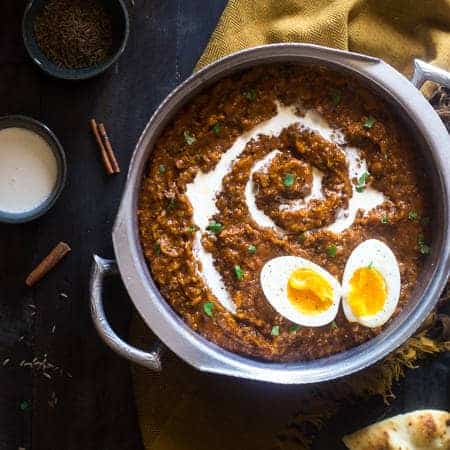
top-left (411, 59), bottom-right (450, 89)
top-left (90, 254), bottom-right (163, 371)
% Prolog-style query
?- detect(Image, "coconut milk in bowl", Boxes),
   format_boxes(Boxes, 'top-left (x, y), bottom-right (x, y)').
top-left (0, 116), bottom-right (66, 224)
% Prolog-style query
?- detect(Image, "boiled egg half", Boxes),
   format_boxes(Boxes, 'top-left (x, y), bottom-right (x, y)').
top-left (260, 256), bottom-right (341, 327)
top-left (342, 239), bottom-right (400, 328)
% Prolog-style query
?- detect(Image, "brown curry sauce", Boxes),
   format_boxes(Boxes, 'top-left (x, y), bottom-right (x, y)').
top-left (138, 65), bottom-right (431, 362)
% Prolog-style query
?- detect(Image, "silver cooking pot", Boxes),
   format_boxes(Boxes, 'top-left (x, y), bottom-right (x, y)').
top-left (90, 44), bottom-right (450, 384)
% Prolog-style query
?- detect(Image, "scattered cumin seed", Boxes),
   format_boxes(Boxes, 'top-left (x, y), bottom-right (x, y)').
top-left (48, 391), bottom-right (58, 409)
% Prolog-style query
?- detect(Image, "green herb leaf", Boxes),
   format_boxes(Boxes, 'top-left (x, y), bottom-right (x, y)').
top-left (289, 324), bottom-right (301, 333)
top-left (364, 116), bottom-right (376, 129)
top-left (331, 321), bottom-right (338, 330)
top-left (271, 325), bottom-right (280, 336)
top-left (408, 210), bottom-right (418, 221)
top-left (153, 242), bottom-right (161, 256)
top-left (330, 89), bottom-right (341, 106)
top-left (283, 173), bottom-right (296, 187)
top-left (212, 122), bottom-right (221, 135)
top-left (203, 301), bottom-right (214, 317)
top-left (418, 234), bottom-right (431, 255)
top-left (326, 244), bottom-right (337, 258)
top-left (167, 198), bottom-right (177, 211)
top-left (183, 130), bottom-right (197, 145)
top-left (359, 172), bottom-right (369, 183)
top-left (247, 244), bottom-right (257, 254)
top-left (19, 400), bottom-right (30, 411)
top-left (243, 89), bottom-right (257, 101)
top-left (206, 221), bottom-right (223, 233)
top-left (381, 214), bottom-right (389, 224)
top-left (367, 261), bottom-right (374, 269)
top-left (158, 164), bottom-right (166, 174)
top-left (298, 232), bottom-right (306, 244)
top-left (419, 244), bottom-right (431, 255)
top-left (234, 265), bottom-right (245, 281)
top-left (187, 225), bottom-right (198, 233)
top-left (355, 171), bottom-right (369, 193)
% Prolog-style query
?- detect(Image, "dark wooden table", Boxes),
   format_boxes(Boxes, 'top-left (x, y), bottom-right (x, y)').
top-left (0, 2), bottom-right (449, 450)
top-left (0, 1), bottom-right (226, 449)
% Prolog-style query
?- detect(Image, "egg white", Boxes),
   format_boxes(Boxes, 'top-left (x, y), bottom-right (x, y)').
top-left (342, 239), bottom-right (401, 328)
top-left (260, 256), bottom-right (341, 327)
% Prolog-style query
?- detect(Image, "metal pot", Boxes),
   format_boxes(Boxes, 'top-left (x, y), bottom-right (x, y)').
top-left (90, 44), bottom-right (450, 384)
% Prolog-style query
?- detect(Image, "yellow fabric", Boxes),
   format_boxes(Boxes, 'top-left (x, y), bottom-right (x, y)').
top-left (134, 1), bottom-right (450, 449)
top-left (196, 0), bottom-right (450, 83)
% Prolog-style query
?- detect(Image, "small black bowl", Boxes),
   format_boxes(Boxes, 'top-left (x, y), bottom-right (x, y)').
top-left (0, 115), bottom-right (67, 224)
top-left (22, 0), bottom-right (130, 81)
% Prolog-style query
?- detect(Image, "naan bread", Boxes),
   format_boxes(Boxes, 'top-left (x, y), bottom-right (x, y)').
top-left (343, 409), bottom-right (450, 450)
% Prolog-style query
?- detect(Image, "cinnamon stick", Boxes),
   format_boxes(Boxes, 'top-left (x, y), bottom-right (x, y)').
top-left (98, 123), bottom-right (120, 173)
top-left (26, 242), bottom-right (71, 287)
top-left (90, 118), bottom-right (114, 175)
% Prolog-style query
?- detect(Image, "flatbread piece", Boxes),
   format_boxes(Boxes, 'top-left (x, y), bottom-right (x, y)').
top-left (343, 409), bottom-right (450, 450)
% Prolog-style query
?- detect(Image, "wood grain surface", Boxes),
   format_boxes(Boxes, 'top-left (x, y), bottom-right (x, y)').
top-left (0, 1), bottom-right (226, 449)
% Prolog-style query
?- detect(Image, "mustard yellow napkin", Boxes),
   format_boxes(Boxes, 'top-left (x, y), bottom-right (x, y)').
top-left (196, 0), bottom-right (450, 81)
top-left (133, 1), bottom-right (450, 449)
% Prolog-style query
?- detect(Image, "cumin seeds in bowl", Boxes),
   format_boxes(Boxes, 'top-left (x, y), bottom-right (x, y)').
top-left (34, 0), bottom-right (114, 69)
top-left (23, 0), bottom-right (129, 79)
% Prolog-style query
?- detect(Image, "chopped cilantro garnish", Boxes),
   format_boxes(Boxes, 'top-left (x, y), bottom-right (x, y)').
top-left (289, 324), bottom-right (301, 333)
top-left (367, 261), bottom-right (374, 269)
top-left (158, 164), bottom-right (166, 174)
top-left (408, 210), bottom-right (418, 221)
top-left (419, 244), bottom-right (431, 255)
top-left (206, 221), bottom-right (223, 233)
top-left (298, 232), bottom-right (306, 244)
top-left (331, 89), bottom-right (342, 106)
top-left (364, 116), bottom-right (376, 129)
top-left (203, 301), bottom-right (214, 317)
top-left (381, 214), bottom-right (389, 224)
top-left (20, 400), bottom-right (30, 411)
top-left (187, 225), bottom-right (198, 233)
top-left (212, 122), bottom-right (221, 135)
top-left (283, 173), bottom-right (296, 187)
top-left (418, 234), bottom-right (431, 255)
top-left (234, 265), bottom-right (245, 281)
top-left (243, 89), bottom-right (257, 101)
top-left (271, 325), bottom-right (280, 336)
top-left (355, 171), bottom-right (369, 193)
top-left (331, 321), bottom-right (338, 330)
top-left (326, 244), bottom-right (337, 258)
top-left (153, 242), bottom-right (161, 256)
top-left (183, 130), bottom-right (197, 145)
top-left (247, 244), bottom-right (257, 254)
top-left (167, 198), bottom-right (177, 211)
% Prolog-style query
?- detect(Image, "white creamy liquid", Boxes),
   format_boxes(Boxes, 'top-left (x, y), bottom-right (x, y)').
top-left (245, 149), bottom-right (283, 231)
top-left (187, 103), bottom-right (300, 312)
top-left (327, 146), bottom-right (385, 233)
top-left (0, 127), bottom-right (58, 213)
top-left (186, 101), bottom-right (386, 313)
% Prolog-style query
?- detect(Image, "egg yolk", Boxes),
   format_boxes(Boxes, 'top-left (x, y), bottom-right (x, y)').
top-left (347, 267), bottom-right (387, 317)
top-left (287, 268), bottom-right (333, 314)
